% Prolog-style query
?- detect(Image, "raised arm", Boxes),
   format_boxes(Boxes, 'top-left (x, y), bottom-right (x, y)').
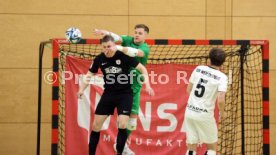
top-left (95, 29), bottom-right (146, 57)
top-left (135, 63), bottom-right (154, 96)
top-left (94, 29), bottom-right (122, 43)
top-left (115, 45), bottom-right (145, 57)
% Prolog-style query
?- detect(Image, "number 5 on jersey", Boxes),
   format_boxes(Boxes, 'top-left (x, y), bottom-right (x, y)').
top-left (195, 78), bottom-right (208, 98)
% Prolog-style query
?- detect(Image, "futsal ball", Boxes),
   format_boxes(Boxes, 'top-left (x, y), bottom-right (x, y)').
top-left (65, 27), bottom-right (82, 43)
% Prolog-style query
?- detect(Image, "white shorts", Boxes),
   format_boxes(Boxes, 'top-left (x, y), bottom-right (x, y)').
top-left (184, 116), bottom-right (218, 144)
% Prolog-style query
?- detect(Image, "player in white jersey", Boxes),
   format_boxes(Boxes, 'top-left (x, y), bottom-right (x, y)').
top-left (184, 48), bottom-right (228, 155)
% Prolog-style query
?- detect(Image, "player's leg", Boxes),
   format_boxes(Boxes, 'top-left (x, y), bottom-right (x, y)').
top-left (89, 114), bottom-right (109, 155)
top-left (116, 114), bottom-right (130, 154)
top-left (122, 113), bottom-right (137, 155)
top-left (90, 93), bottom-right (115, 155)
top-left (184, 117), bottom-right (199, 155)
top-left (122, 89), bottom-right (140, 155)
top-left (186, 144), bottom-right (197, 155)
top-left (205, 143), bottom-right (217, 155)
top-left (195, 117), bottom-right (218, 155)
top-left (116, 93), bottom-right (133, 155)
top-left (127, 90), bottom-right (141, 135)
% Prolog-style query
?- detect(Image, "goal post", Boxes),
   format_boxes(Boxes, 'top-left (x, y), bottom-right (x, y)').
top-left (47, 39), bottom-right (269, 155)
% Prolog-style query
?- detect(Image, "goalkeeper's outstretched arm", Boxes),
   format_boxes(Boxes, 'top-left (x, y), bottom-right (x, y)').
top-left (94, 29), bottom-right (122, 43)
top-left (94, 29), bottom-right (145, 57)
top-left (115, 45), bottom-right (145, 57)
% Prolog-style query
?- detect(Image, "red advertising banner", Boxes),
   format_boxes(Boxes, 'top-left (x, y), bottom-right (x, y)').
top-left (64, 56), bottom-right (214, 155)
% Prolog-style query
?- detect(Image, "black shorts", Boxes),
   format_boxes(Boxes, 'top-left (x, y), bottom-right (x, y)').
top-left (95, 92), bottom-right (133, 116)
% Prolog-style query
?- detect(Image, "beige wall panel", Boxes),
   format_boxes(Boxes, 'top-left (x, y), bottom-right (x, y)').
top-left (232, 17), bottom-right (276, 69)
top-left (206, 17), bottom-right (225, 39)
top-left (233, 0), bottom-right (276, 16)
top-left (270, 70), bottom-right (276, 123)
top-left (225, 0), bottom-right (232, 16)
top-left (0, 123), bottom-right (51, 155)
top-left (271, 123), bottom-right (276, 154)
top-left (0, 0), bottom-right (128, 15)
top-left (43, 44), bottom-right (54, 69)
top-left (206, 17), bottom-right (233, 39)
top-left (129, 0), bottom-right (205, 16)
top-left (0, 69), bottom-right (52, 123)
top-left (40, 123), bottom-right (52, 154)
top-left (206, 0), bottom-right (226, 16)
top-left (0, 15), bottom-right (128, 68)
top-left (206, 0), bottom-right (233, 16)
top-left (225, 17), bottom-right (232, 39)
top-left (129, 16), bottom-right (205, 39)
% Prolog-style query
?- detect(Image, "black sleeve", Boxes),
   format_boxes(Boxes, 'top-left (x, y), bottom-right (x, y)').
top-left (89, 56), bottom-right (100, 73)
top-left (124, 55), bottom-right (139, 68)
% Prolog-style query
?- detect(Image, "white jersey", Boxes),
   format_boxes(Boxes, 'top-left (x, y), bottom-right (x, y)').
top-left (185, 65), bottom-right (228, 120)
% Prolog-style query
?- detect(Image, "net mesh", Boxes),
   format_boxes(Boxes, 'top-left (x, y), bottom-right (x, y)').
top-left (55, 40), bottom-right (263, 155)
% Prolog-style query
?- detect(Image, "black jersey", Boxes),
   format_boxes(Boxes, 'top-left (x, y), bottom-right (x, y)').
top-left (89, 51), bottom-right (139, 93)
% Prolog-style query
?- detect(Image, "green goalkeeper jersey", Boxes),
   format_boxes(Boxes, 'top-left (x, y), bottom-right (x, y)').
top-left (121, 35), bottom-right (150, 92)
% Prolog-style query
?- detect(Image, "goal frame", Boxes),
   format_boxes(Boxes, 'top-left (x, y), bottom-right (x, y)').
top-left (47, 39), bottom-right (269, 155)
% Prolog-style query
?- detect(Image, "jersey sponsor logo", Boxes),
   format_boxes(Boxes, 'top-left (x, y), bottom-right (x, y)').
top-left (122, 110), bottom-right (129, 113)
top-left (116, 59), bottom-right (121, 65)
top-left (187, 104), bottom-right (208, 113)
top-left (101, 62), bottom-right (107, 66)
top-left (196, 68), bottom-right (221, 80)
top-left (104, 66), bottom-right (122, 74)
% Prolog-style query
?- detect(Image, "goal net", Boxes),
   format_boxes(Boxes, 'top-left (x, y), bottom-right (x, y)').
top-left (50, 39), bottom-right (269, 155)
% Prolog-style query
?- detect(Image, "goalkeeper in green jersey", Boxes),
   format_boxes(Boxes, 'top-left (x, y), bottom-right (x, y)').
top-left (95, 24), bottom-right (154, 155)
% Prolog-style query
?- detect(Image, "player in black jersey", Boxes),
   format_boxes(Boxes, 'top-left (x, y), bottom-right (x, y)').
top-left (77, 35), bottom-right (154, 155)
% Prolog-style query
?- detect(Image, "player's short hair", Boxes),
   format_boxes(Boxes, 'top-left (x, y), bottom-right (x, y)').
top-left (135, 24), bottom-right (149, 33)
top-left (209, 48), bottom-right (226, 66)
top-left (102, 35), bottom-right (114, 43)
